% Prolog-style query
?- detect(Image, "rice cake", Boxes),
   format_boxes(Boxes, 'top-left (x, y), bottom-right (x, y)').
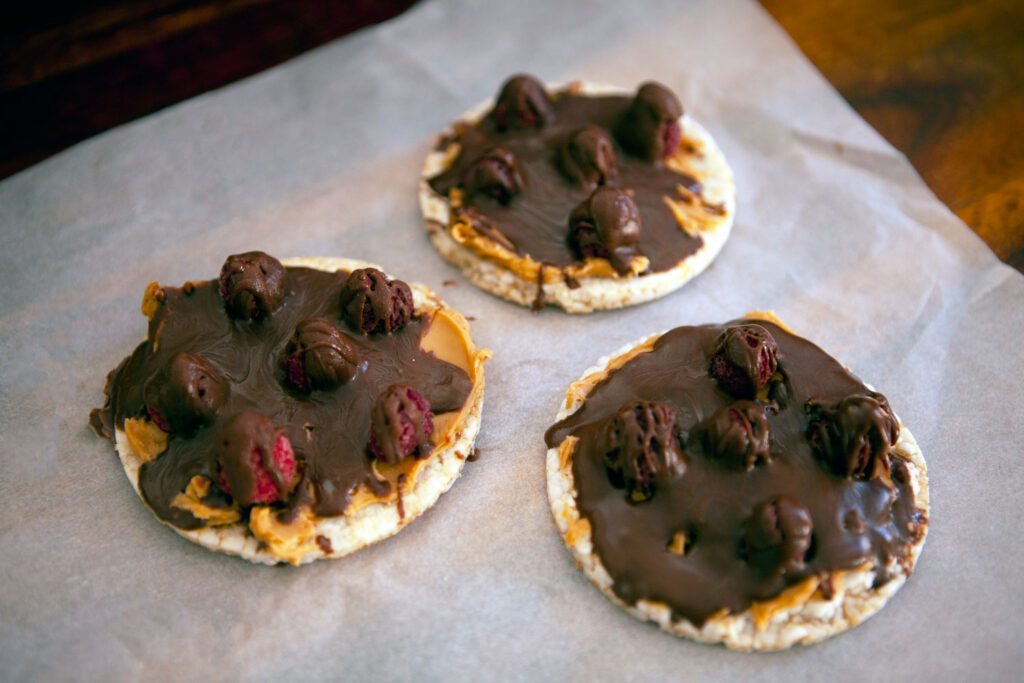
top-left (544, 313), bottom-right (928, 649)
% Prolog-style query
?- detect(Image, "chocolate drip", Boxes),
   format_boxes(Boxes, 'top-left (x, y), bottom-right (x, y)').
top-left (545, 320), bottom-right (924, 626)
top-left (316, 535), bottom-right (333, 554)
top-left (429, 87), bottom-right (702, 274)
top-left (93, 267), bottom-right (472, 528)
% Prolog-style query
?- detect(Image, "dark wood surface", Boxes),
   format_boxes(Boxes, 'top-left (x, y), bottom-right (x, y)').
top-left (3, 0), bottom-right (1021, 272)
top-left (0, 0), bottom-right (418, 178)
top-left (761, 0), bottom-right (1024, 271)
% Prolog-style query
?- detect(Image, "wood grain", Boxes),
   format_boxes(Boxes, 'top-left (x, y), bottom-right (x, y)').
top-left (761, 0), bottom-right (1024, 270)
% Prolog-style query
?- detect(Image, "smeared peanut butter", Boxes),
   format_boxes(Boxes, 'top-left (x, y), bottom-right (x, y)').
top-left (249, 504), bottom-right (319, 566)
top-left (171, 476), bottom-right (240, 526)
top-left (123, 418), bottom-right (167, 463)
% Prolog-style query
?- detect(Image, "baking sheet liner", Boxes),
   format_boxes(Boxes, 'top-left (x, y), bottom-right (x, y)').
top-left (1, 0), bottom-right (1021, 679)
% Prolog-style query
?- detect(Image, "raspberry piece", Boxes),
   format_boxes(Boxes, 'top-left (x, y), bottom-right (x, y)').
top-left (558, 125), bottom-right (617, 188)
top-left (569, 186), bottom-right (643, 274)
top-left (491, 74), bottom-right (553, 130)
top-left (146, 406), bottom-right (171, 433)
top-left (216, 412), bottom-right (298, 505)
top-left (218, 251), bottom-right (286, 321)
top-left (744, 497), bottom-right (813, 576)
top-left (143, 352), bottom-right (229, 434)
top-left (282, 319), bottom-right (360, 392)
top-left (662, 120), bottom-right (682, 159)
top-left (602, 400), bottom-right (684, 501)
top-left (614, 81), bottom-right (684, 162)
top-left (807, 391), bottom-right (899, 481)
top-left (339, 268), bottom-right (414, 335)
top-left (708, 325), bottom-right (779, 399)
top-left (699, 400), bottom-right (771, 471)
top-left (462, 147), bottom-right (523, 204)
top-left (368, 385), bottom-right (434, 465)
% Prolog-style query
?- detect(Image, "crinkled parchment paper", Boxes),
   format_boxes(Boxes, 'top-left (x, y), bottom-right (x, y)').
top-left (1, 0), bottom-right (1021, 680)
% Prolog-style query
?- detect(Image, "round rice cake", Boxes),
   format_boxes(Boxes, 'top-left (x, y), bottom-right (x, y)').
top-left (90, 254), bottom-right (489, 566)
top-left (544, 312), bottom-right (928, 649)
top-left (419, 75), bottom-right (735, 313)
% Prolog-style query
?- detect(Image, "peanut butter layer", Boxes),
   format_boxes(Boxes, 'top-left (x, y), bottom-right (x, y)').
top-left (545, 320), bottom-right (926, 627)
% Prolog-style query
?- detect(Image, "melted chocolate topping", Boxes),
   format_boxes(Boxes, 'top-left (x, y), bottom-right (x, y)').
top-left (545, 320), bottom-right (925, 626)
top-left (429, 83), bottom-right (703, 274)
top-left (91, 265), bottom-right (472, 528)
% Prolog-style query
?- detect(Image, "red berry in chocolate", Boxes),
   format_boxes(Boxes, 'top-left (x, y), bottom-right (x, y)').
top-left (558, 125), bottom-right (617, 188)
top-left (699, 400), bottom-right (771, 471)
top-left (492, 74), bottom-right (554, 130)
top-left (368, 385), bottom-right (434, 465)
top-left (216, 411), bottom-right (298, 505)
top-left (283, 319), bottom-right (361, 392)
top-left (744, 496), bottom-right (813, 575)
top-left (662, 120), bottom-right (682, 159)
top-left (339, 268), bottom-right (414, 335)
top-left (602, 400), bottom-right (684, 501)
top-left (615, 81), bottom-right (684, 162)
top-left (569, 186), bottom-right (643, 274)
top-left (807, 391), bottom-right (899, 481)
top-left (143, 352), bottom-right (229, 434)
top-left (709, 325), bottom-right (780, 399)
top-left (462, 147), bottom-right (523, 204)
top-left (218, 251), bottom-right (286, 321)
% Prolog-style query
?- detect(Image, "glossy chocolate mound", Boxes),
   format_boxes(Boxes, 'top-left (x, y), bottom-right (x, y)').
top-left (546, 320), bottom-right (926, 627)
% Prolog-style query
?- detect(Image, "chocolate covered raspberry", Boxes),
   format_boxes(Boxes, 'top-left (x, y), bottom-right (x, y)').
top-left (699, 400), bottom-right (771, 471)
top-left (368, 385), bottom-right (434, 465)
top-left (615, 81), bottom-right (683, 162)
top-left (143, 352), bottom-right (229, 434)
top-left (283, 319), bottom-right (360, 392)
top-left (569, 186), bottom-right (643, 274)
top-left (744, 496), bottom-right (813, 575)
top-left (709, 324), bottom-right (779, 399)
top-left (602, 400), bottom-right (683, 501)
top-left (558, 125), bottom-right (617, 188)
top-left (218, 251), bottom-right (286, 321)
top-left (215, 411), bottom-right (298, 505)
top-left (462, 147), bottom-right (523, 204)
top-left (491, 74), bottom-right (554, 130)
top-left (339, 268), bottom-right (414, 335)
top-left (807, 391), bottom-right (899, 481)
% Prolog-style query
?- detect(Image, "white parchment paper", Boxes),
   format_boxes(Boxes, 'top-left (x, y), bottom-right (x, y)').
top-left (2, 0), bottom-right (1022, 679)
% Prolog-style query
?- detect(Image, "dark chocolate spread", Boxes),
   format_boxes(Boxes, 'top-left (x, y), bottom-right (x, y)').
top-left (428, 77), bottom-right (705, 275)
top-left (544, 320), bottom-right (926, 626)
top-left (91, 257), bottom-right (472, 529)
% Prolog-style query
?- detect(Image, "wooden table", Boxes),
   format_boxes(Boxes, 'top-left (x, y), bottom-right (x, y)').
top-left (3, 0), bottom-right (1021, 272)
top-left (761, 0), bottom-right (1023, 271)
